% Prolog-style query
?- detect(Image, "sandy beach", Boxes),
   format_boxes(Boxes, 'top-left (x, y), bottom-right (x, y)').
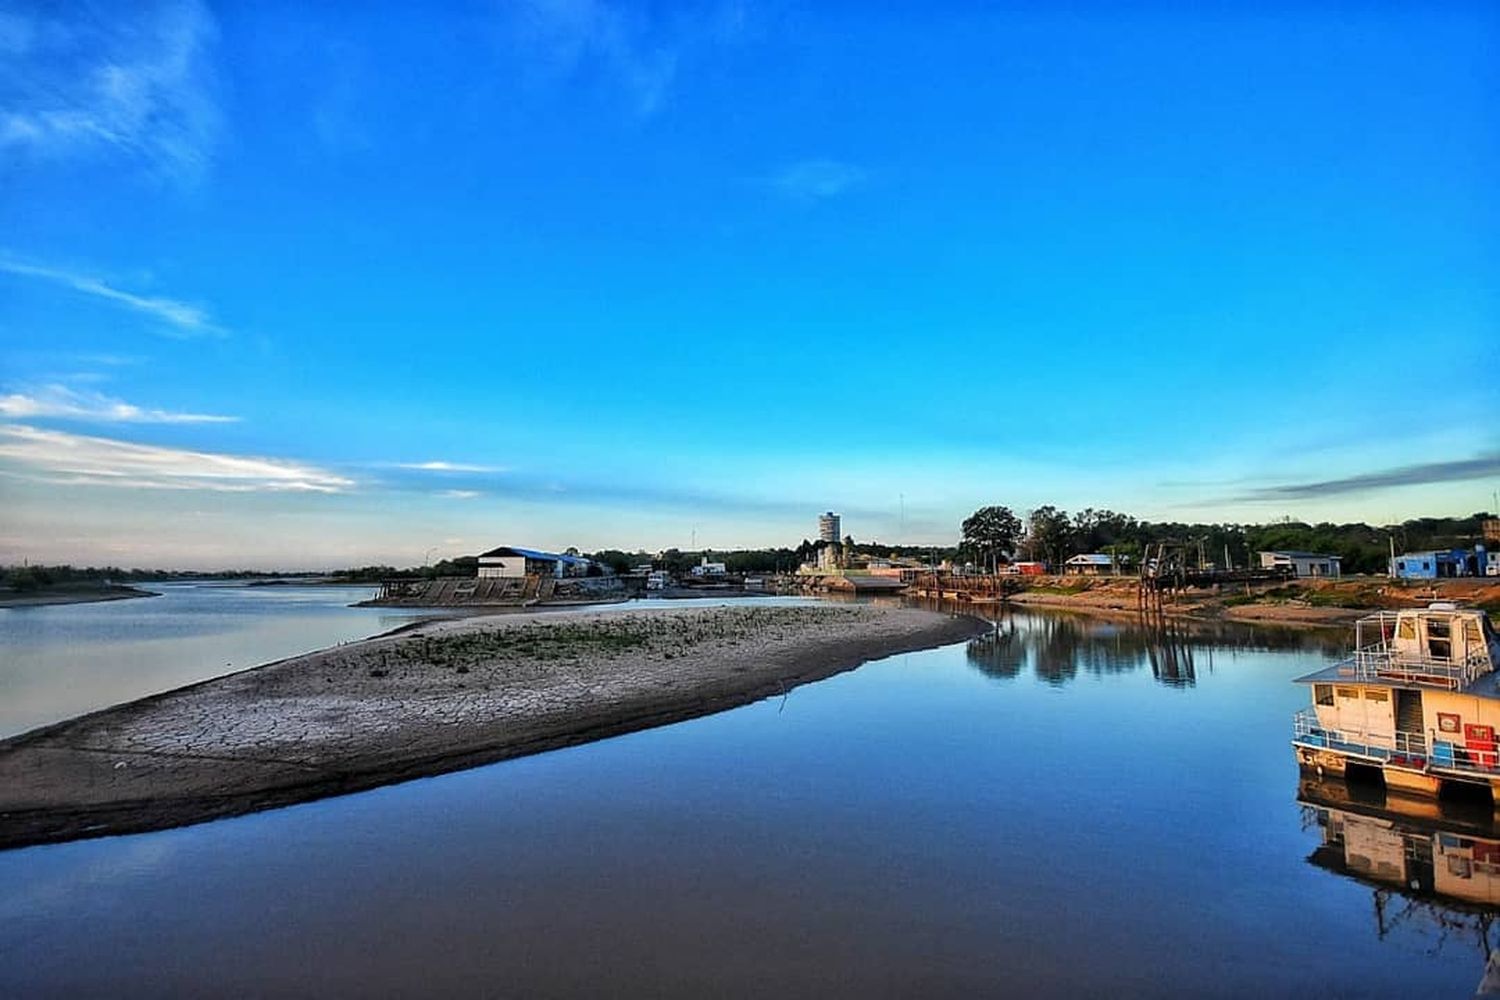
top-left (0, 603), bottom-right (985, 850)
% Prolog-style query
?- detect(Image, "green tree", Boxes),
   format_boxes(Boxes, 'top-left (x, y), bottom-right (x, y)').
top-left (1025, 506), bottom-right (1074, 570)
top-left (587, 550), bottom-right (635, 575)
top-left (961, 505), bottom-right (1022, 572)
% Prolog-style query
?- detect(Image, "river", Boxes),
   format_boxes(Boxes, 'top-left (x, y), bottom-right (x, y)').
top-left (1, 591), bottom-right (1493, 996)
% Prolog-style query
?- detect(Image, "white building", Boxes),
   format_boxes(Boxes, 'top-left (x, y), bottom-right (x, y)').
top-left (690, 556), bottom-right (727, 577)
top-left (818, 511), bottom-right (841, 544)
top-left (1259, 550), bottom-right (1342, 578)
top-left (477, 546), bottom-right (592, 579)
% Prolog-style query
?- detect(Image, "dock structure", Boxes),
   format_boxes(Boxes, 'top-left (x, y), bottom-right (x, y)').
top-left (372, 574), bottom-right (640, 607)
top-left (795, 573), bottom-right (909, 595)
top-left (907, 572), bottom-right (1022, 605)
top-left (1137, 540), bottom-right (1292, 613)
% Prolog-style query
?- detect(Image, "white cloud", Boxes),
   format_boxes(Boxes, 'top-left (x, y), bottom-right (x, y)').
top-left (0, 423), bottom-right (352, 493)
top-left (0, 384), bottom-right (236, 424)
top-left (0, 257), bottom-right (223, 337)
top-left (398, 460), bottom-right (507, 473)
top-left (0, 0), bottom-right (221, 181)
top-left (518, 0), bottom-right (677, 116)
top-left (513, 0), bottom-right (747, 118)
top-left (767, 159), bottom-right (866, 201)
top-left (439, 490), bottom-right (482, 499)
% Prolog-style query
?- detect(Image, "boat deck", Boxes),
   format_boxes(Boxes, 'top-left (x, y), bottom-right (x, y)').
top-left (1294, 661), bottom-right (1500, 698)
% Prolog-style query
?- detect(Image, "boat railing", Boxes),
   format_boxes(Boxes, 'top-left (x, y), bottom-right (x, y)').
top-left (1343, 644), bottom-right (1493, 691)
top-left (1292, 708), bottom-right (1428, 761)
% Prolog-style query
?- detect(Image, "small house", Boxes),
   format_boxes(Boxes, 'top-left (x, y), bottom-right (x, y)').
top-left (1259, 551), bottom-right (1342, 579)
top-left (1063, 553), bottom-right (1127, 576)
top-left (1391, 550), bottom-right (1473, 580)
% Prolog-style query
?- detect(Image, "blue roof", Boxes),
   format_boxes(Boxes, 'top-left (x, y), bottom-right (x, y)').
top-left (478, 546), bottom-right (590, 564)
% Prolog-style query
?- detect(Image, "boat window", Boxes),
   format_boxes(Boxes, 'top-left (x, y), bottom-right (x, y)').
top-left (1465, 619), bottom-right (1483, 645)
top-left (1428, 617), bottom-right (1452, 660)
top-left (1315, 684), bottom-right (1333, 706)
top-left (1363, 689), bottom-right (1388, 702)
top-left (1398, 619), bottom-right (1416, 640)
top-left (1336, 687), bottom-right (1360, 700)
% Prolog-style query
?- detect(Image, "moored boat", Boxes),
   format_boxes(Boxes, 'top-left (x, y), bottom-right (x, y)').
top-left (1292, 602), bottom-right (1500, 802)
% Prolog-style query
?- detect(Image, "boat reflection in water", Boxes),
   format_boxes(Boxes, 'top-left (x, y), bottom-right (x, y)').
top-left (1300, 776), bottom-right (1500, 996)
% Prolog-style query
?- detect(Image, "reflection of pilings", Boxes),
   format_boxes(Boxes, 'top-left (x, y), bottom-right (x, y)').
top-left (941, 600), bottom-right (1344, 686)
top-left (1145, 619), bottom-right (1197, 687)
top-left (966, 617), bottom-right (1025, 680)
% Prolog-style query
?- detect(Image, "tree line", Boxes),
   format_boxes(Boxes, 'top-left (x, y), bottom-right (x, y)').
top-left (958, 507), bottom-right (1496, 575)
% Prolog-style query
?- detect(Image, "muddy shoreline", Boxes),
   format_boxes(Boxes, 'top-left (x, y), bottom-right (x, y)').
top-left (0, 584), bottom-right (160, 609)
top-left (0, 605), bottom-right (985, 851)
top-left (1005, 591), bottom-right (1361, 629)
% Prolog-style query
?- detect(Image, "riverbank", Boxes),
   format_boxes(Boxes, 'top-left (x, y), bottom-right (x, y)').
top-left (0, 604), bottom-right (985, 850)
top-left (0, 583), bottom-right (159, 609)
top-left (1006, 576), bottom-right (1500, 629)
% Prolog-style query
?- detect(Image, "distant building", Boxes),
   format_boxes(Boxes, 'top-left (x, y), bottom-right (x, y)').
top-left (1391, 549), bottom-right (1487, 579)
top-left (1063, 553), bottom-right (1128, 576)
top-left (1012, 561), bottom-right (1048, 576)
top-left (818, 511), bottom-right (842, 544)
top-left (816, 544), bottom-right (842, 572)
top-left (690, 557), bottom-right (727, 577)
top-left (477, 546), bottom-right (592, 579)
top-left (1259, 551), bottom-right (1342, 579)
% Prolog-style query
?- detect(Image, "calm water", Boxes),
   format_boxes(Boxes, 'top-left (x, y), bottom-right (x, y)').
top-left (0, 582), bottom-right (444, 739)
top-left (2, 602), bottom-right (1495, 997)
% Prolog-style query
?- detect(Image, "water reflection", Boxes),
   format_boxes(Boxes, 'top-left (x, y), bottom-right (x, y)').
top-left (954, 606), bottom-right (1335, 689)
top-left (1299, 776), bottom-right (1500, 989)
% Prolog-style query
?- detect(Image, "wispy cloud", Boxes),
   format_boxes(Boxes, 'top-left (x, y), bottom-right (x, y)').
top-left (765, 158), bottom-right (866, 202)
top-left (397, 460), bottom-right (507, 473)
top-left (0, 424), bottom-right (352, 493)
top-left (0, 0), bottom-right (221, 181)
top-left (439, 489), bottom-right (482, 500)
top-left (0, 258), bottom-right (223, 337)
top-left (512, 0), bottom-right (747, 117)
top-left (0, 384), bottom-right (236, 424)
top-left (1233, 451), bottom-right (1500, 502)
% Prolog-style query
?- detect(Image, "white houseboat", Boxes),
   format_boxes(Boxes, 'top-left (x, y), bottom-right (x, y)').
top-left (1292, 603), bottom-right (1500, 801)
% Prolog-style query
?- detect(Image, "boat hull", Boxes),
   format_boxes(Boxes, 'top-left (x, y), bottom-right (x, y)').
top-left (1295, 744), bottom-right (1497, 800)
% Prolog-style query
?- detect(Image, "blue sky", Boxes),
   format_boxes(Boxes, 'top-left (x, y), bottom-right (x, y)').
top-left (2, 1), bottom-right (1497, 568)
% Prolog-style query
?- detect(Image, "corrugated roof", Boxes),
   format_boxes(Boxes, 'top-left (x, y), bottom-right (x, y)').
top-left (478, 546), bottom-right (590, 564)
top-left (1264, 551), bottom-right (1341, 561)
top-left (1065, 553), bottom-right (1117, 564)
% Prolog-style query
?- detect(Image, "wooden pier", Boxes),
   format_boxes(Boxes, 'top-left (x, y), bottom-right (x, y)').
top-left (1136, 541), bottom-right (1293, 614)
top-left (907, 572), bottom-right (1023, 604)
